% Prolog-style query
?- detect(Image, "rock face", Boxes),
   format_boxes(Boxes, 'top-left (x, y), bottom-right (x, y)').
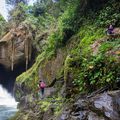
top-left (60, 90), bottom-right (120, 120)
top-left (0, 23), bottom-right (32, 70)
top-left (14, 87), bottom-right (120, 120)
top-left (39, 49), bottom-right (66, 82)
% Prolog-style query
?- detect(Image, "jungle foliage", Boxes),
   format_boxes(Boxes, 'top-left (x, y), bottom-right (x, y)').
top-left (5, 0), bottom-right (120, 94)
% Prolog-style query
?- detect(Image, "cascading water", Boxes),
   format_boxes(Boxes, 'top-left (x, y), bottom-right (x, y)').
top-left (0, 85), bottom-right (18, 120)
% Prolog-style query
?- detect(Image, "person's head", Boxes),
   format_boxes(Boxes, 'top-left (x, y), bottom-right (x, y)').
top-left (108, 24), bottom-right (113, 29)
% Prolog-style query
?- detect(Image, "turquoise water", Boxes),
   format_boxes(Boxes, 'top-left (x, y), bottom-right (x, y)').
top-left (0, 105), bottom-right (17, 120)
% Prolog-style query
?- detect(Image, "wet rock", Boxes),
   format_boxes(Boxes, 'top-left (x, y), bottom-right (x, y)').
top-left (60, 109), bottom-right (70, 120)
top-left (88, 112), bottom-right (105, 120)
top-left (73, 99), bottom-right (88, 111)
top-left (90, 91), bottom-right (120, 120)
top-left (15, 89), bottom-right (120, 120)
top-left (59, 90), bottom-right (120, 120)
top-left (68, 99), bottom-right (88, 120)
top-left (70, 111), bottom-right (88, 120)
top-left (43, 106), bottom-right (54, 120)
top-left (14, 82), bottom-right (32, 101)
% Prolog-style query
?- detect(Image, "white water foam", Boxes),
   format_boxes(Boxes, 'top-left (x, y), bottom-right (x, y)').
top-left (0, 85), bottom-right (18, 119)
top-left (0, 85), bottom-right (17, 107)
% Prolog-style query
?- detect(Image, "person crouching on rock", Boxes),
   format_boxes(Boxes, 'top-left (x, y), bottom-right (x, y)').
top-left (107, 24), bottom-right (114, 35)
top-left (39, 80), bottom-right (46, 99)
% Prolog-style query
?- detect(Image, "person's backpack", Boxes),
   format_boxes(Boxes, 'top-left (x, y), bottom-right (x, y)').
top-left (40, 82), bottom-right (46, 88)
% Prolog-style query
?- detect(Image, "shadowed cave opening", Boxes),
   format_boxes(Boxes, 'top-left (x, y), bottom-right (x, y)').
top-left (0, 63), bottom-right (26, 94)
top-left (0, 47), bottom-right (36, 94)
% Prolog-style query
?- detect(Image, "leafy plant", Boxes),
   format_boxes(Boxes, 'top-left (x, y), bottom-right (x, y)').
top-left (96, 2), bottom-right (120, 26)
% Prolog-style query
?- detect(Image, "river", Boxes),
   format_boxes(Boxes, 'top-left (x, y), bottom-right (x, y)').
top-left (0, 85), bottom-right (18, 120)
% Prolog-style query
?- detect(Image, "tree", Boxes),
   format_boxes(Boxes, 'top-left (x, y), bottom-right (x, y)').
top-left (6, 0), bottom-right (28, 6)
top-left (0, 14), bottom-right (6, 37)
top-left (8, 2), bottom-right (28, 26)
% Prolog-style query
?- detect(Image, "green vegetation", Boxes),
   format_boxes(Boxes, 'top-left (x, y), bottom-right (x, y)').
top-left (13, 0), bottom-right (120, 94)
top-left (96, 1), bottom-right (120, 26)
top-left (0, 15), bottom-right (6, 37)
top-left (1, 0), bottom-right (120, 118)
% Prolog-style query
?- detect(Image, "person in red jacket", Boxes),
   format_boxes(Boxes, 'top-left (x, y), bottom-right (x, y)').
top-left (39, 81), bottom-right (46, 99)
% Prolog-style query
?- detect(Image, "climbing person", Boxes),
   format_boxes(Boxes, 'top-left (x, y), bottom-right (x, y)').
top-left (38, 80), bottom-right (46, 99)
top-left (107, 24), bottom-right (114, 35)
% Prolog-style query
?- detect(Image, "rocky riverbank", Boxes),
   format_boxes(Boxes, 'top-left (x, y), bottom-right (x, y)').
top-left (11, 88), bottom-right (120, 120)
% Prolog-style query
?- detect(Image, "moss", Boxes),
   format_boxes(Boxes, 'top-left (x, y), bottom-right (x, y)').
top-left (16, 51), bottom-right (46, 91)
top-left (56, 67), bottom-right (64, 80)
top-left (54, 97), bottom-right (63, 116)
top-left (61, 23), bottom-right (120, 93)
top-left (79, 25), bottom-right (104, 56)
top-left (9, 111), bottom-right (27, 120)
top-left (38, 100), bottom-right (51, 112)
top-left (64, 55), bottom-right (74, 81)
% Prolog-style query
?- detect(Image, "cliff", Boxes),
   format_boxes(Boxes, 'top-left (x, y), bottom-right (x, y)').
top-left (2, 0), bottom-right (120, 120)
top-left (0, 23), bottom-right (32, 70)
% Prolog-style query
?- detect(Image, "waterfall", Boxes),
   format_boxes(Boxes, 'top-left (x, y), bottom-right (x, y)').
top-left (0, 84), bottom-right (18, 120)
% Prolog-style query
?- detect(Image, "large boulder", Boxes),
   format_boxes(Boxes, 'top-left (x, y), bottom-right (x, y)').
top-left (59, 90), bottom-right (120, 120)
top-left (90, 91), bottom-right (120, 120)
